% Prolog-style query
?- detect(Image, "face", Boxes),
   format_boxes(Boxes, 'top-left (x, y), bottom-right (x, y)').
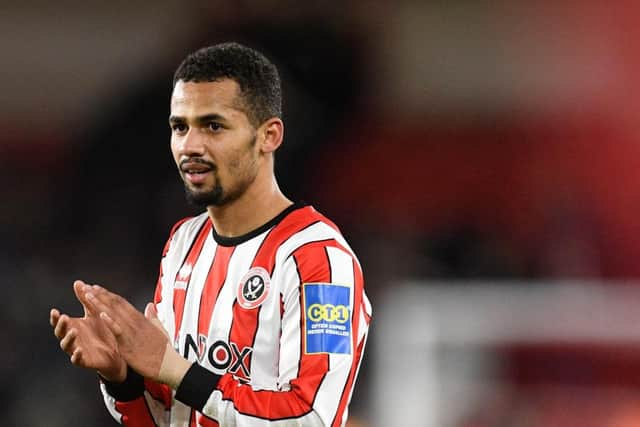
top-left (169, 79), bottom-right (260, 207)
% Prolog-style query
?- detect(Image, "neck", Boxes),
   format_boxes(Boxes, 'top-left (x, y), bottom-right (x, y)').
top-left (206, 174), bottom-right (292, 238)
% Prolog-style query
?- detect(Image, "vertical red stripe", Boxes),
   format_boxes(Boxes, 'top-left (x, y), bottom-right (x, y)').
top-left (173, 220), bottom-right (212, 341)
top-left (143, 379), bottom-right (172, 410)
top-left (197, 245), bottom-right (235, 337)
top-left (331, 259), bottom-right (365, 427)
top-left (116, 398), bottom-right (156, 427)
top-left (228, 207), bottom-right (321, 382)
top-left (291, 244), bottom-right (331, 406)
top-left (153, 276), bottom-right (163, 306)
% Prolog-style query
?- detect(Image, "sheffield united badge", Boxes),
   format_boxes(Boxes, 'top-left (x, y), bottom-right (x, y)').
top-left (237, 267), bottom-right (271, 309)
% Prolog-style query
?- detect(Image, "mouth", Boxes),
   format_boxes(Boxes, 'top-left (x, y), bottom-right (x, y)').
top-left (180, 159), bottom-right (215, 185)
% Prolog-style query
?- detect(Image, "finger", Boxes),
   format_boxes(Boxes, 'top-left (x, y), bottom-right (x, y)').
top-left (145, 302), bottom-right (169, 338)
top-left (91, 284), bottom-right (110, 298)
top-left (50, 308), bottom-right (60, 328)
top-left (54, 314), bottom-right (69, 339)
top-left (60, 328), bottom-right (77, 353)
top-left (85, 291), bottom-right (112, 317)
top-left (100, 311), bottom-right (123, 337)
top-left (70, 348), bottom-right (83, 365)
top-left (89, 286), bottom-right (136, 319)
top-left (92, 285), bottom-right (127, 310)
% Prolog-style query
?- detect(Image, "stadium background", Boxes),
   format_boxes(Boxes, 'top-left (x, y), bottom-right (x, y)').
top-left (4, 1), bottom-right (640, 425)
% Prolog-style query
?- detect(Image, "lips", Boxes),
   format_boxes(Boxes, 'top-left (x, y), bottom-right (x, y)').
top-left (180, 159), bottom-right (215, 184)
top-left (181, 162), bottom-right (213, 174)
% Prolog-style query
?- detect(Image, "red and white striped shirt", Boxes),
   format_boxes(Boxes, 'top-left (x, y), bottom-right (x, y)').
top-left (100, 203), bottom-right (372, 427)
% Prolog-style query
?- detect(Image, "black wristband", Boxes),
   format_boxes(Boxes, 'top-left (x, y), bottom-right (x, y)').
top-left (100, 366), bottom-right (145, 402)
top-left (175, 363), bottom-right (221, 411)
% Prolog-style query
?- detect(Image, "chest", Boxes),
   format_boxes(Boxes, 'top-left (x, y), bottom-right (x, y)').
top-left (160, 234), bottom-right (283, 376)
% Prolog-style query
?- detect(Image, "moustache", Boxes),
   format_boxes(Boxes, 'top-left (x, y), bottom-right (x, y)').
top-left (179, 157), bottom-right (216, 171)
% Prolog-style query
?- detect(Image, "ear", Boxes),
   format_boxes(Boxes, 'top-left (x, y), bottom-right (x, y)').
top-left (258, 118), bottom-right (284, 154)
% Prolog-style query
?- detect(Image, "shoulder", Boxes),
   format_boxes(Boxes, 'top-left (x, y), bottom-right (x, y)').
top-left (275, 204), bottom-right (359, 272)
top-left (161, 212), bottom-right (209, 256)
top-left (169, 212), bottom-right (209, 238)
top-left (277, 204), bottom-right (343, 241)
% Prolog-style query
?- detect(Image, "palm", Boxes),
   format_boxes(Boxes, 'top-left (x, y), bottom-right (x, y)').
top-left (71, 312), bottom-right (119, 372)
top-left (51, 280), bottom-right (125, 382)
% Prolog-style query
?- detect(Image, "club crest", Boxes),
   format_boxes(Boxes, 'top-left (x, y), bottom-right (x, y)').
top-left (237, 267), bottom-right (271, 309)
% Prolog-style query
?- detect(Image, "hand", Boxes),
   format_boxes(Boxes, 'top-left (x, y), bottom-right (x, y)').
top-left (85, 285), bottom-right (172, 382)
top-left (50, 280), bottom-right (126, 382)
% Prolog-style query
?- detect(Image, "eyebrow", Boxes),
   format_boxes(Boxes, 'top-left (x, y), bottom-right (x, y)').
top-left (168, 113), bottom-right (228, 125)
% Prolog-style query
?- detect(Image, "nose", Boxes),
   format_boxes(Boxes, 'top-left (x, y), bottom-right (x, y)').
top-left (176, 128), bottom-right (206, 157)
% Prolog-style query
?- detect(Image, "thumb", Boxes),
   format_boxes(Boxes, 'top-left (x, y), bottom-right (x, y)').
top-left (145, 302), bottom-right (169, 339)
top-left (73, 280), bottom-right (95, 316)
top-left (144, 302), bottom-right (158, 320)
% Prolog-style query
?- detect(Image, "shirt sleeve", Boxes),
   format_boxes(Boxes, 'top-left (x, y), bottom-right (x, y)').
top-left (173, 240), bottom-right (372, 427)
top-left (100, 368), bottom-right (172, 426)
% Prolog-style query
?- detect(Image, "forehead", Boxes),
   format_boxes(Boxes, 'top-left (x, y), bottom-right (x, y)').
top-left (170, 79), bottom-right (245, 118)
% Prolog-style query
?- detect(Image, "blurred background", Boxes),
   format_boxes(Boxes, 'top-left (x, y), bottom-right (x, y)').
top-left (5, 0), bottom-right (640, 425)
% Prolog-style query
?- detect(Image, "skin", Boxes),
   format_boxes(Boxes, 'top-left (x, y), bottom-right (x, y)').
top-left (170, 79), bottom-right (290, 237)
top-left (50, 78), bottom-right (292, 387)
top-left (50, 280), bottom-right (127, 381)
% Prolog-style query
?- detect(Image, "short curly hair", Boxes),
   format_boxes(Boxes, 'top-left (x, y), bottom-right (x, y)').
top-left (173, 42), bottom-right (282, 127)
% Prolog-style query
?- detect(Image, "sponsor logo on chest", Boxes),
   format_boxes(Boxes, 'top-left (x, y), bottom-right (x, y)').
top-left (181, 333), bottom-right (253, 379)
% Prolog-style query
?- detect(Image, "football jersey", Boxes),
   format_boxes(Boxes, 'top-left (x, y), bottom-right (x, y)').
top-left (100, 202), bottom-right (372, 427)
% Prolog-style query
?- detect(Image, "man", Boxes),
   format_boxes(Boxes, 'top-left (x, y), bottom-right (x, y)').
top-left (50, 42), bottom-right (371, 427)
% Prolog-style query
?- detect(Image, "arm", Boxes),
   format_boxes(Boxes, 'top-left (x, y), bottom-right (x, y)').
top-left (88, 241), bottom-right (371, 426)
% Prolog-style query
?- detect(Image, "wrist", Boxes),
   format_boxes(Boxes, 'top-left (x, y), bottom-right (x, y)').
top-left (100, 366), bottom-right (145, 402)
top-left (98, 358), bottom-right (127, 383)
top-left (175, 363), bottom-right (222, 411)
top-left (158, 342), bottom-right (191, 389)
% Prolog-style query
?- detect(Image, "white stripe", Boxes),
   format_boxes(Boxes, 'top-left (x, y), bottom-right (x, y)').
top-left (144, 391), bottom-right (169, 425)
top-left (100, 383), bottom-right (123, 424)
top-left (276, 256), bottom-right (303, 387)
top-left (170, 400), bottom-right (191, 427)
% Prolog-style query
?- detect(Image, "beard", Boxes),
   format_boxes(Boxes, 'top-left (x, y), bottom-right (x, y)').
top-left (184, 175), bottom-right (225, 207)
top-left (183, 135), bottom-right (258, 208)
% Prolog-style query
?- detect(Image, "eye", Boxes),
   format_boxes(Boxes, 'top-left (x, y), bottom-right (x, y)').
top-left (171, 123), bottom-right (187, 133)
top-left (208, 122), bottom-right (222, 132)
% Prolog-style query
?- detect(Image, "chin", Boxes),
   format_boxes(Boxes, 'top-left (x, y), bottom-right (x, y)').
top-left (184, 185), bottom-right (225, 207)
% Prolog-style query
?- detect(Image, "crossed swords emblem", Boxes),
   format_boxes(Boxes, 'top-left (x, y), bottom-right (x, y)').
top-left (244, 276), bottom-right (264, 300)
